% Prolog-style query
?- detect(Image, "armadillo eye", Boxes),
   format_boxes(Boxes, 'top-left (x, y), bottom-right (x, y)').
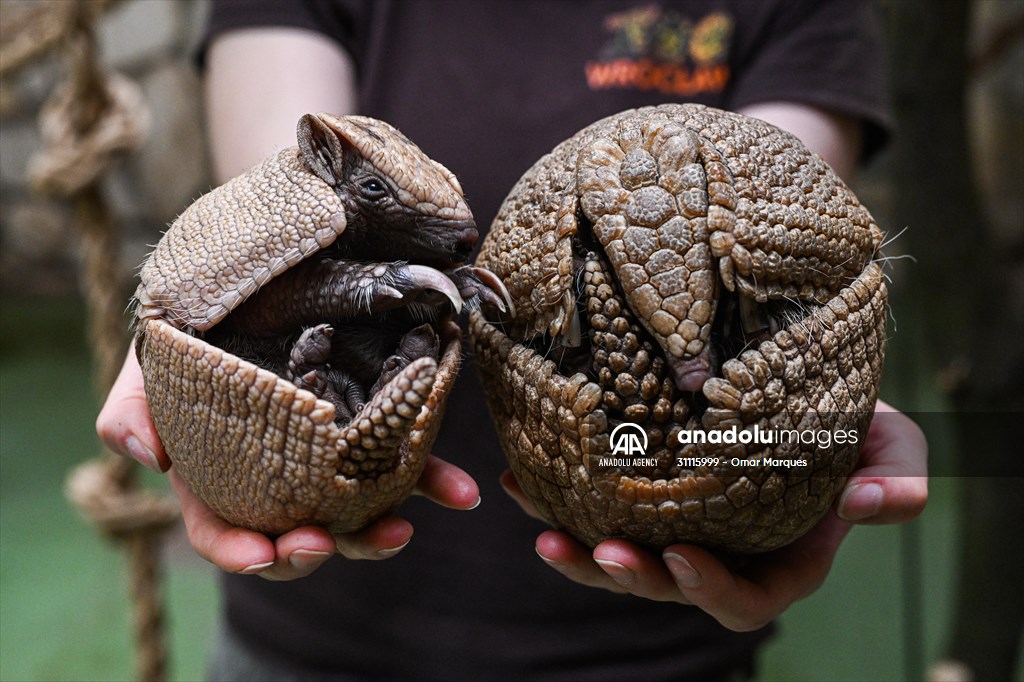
top-left (360, 177), bottom-right (388, 200)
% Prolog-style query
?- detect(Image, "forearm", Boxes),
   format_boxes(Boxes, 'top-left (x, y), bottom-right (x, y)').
top-left (205, 27), bottom-right (358, 184)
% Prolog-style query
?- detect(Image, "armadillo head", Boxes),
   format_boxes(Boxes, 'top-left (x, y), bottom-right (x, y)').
top-left (298, 113), bottom-right (478, 269)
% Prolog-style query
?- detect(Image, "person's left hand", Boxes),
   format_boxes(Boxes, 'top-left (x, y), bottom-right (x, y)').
top-left (501, 400), bottom-right (927, 631)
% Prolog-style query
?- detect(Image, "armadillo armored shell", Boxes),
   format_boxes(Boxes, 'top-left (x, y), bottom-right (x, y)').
top-left (470, 104), bottom-right (888, 553)
top-left (134, 113), bottom-right (469, 535)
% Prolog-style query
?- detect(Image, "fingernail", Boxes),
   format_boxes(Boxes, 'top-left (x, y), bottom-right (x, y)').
top-left (595, 559), bottom-right (636, 587)
top-left (535, 548), bottom-right (563, 568)
top-left (288, 549), bottom-right (332, 570)
top-left (838, 482), bottom-right (884, 521)
top-left (663, 552), bottom-right (702, 588)
top-left (238, 561), bottom-right (274, 575)
top-left (126, 435), bottom-right (160, 472)
top-left (466, 496), bottom-right (482, 510)
top-left (375, 539), bottom-right (411, 559)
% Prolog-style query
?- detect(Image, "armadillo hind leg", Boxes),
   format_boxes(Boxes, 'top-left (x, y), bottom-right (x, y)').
top-left (288, 323), bottom-right (335, 383)
top-left (287, 323), bottom-right (364, 422)
top-left (370, 324), bottom-right (440, 395)
top-left (288, 322), bottom-right (440, 427)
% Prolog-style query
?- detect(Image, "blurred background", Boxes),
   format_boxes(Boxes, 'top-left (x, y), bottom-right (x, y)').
top-left (0, 1), bottom-right (1021, 680)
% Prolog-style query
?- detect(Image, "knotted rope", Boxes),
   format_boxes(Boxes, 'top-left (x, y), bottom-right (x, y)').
top-left (4, 2), bottom-right (179, 680)
top-left (29, 69), bottom-right (149, 196)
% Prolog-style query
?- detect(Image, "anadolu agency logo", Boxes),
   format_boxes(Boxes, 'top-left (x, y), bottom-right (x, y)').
top-left (596, 422), bottom-right (659, 468)
top-left (610, 422), bottom-right (649, 457)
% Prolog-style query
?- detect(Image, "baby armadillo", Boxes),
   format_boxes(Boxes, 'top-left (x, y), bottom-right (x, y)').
top-left (134, 113), bottom-right (510, 535)
top-left (470, 104), bottom-right (887, 553)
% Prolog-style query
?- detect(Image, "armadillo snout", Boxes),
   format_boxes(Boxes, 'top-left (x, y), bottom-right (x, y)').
top-left (450, 219), bottom-right (480, 257)
top-left (414, 216), bottom-right (479, 264)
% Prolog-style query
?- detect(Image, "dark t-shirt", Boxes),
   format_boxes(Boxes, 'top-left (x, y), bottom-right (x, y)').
top-left (203, 2), bottom-right (890, 680)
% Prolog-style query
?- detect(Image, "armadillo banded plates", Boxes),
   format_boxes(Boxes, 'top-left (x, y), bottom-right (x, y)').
top-left (470, 104), bottom-right (888, 553)
top-left (138, 318), bottom-right (459, 535)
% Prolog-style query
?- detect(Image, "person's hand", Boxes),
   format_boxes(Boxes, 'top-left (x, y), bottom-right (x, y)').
top-left (502, 400), bottom-right (927, 631)
top-left (97, 348), bottom-right (480, 580)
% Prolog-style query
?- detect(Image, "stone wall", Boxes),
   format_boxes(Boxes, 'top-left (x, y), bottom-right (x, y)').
top-left (0, 0), bottom-right (211, 297)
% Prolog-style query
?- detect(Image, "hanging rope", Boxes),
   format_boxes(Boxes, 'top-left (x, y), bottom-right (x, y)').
top-left (5, 2), bottom-right (179, 680)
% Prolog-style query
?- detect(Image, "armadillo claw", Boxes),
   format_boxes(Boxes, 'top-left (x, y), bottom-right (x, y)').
top-left (449, 266), bottom-right (516, 316)
top-left (345, 261), bottom-right (461, 315)
top-left (400, 264), bottom-right (464, 314)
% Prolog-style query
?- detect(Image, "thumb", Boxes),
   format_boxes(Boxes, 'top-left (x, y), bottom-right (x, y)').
top-left (96, 345), bottom-right (168, 472)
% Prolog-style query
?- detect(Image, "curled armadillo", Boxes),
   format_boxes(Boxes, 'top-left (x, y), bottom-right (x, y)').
top-left (134, 113), bottom-right (510, 535)
top-left (470, 104), bottom-right (887, 553)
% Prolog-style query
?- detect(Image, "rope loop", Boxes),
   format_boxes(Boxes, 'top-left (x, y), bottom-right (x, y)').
top-left (29, 70), bottom-right (150, 196)
top-left (66, 458), bottom-right (179, 539)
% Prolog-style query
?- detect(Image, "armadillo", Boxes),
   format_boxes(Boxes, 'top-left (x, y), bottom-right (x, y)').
top-left (134, 113), bottom-right (510, 535)
top-left (470, 104), bottom-right (887, 553)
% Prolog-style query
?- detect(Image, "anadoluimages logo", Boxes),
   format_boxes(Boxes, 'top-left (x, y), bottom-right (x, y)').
top-left (609, 422), bottom-right (648, 457)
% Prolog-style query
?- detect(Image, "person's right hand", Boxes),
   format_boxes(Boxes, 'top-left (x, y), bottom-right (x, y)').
top-left (97, 348), bottom-right (480, 580)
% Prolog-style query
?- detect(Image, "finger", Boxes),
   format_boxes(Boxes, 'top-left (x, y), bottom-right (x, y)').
top-left (498, 469), bottom-right (546, 521)
top-left (838, 400), bottom-right (928, 524)
top-left (334, 515), bottom-right (414, 560)
top-left (173, 470), bottom-right (409, 575)
top-left (412, 455), bottom-right (480, 510)
top-left (663, 513), bottom-right (851, 632)
top-left (170, 470), bottom-right (277, 574)
top-left (534, 530), bottom-right (628, 593)
top-left (96, 346), bottom-right (168, 472)
top-left (258, 529), bottom-right (339, 581)
top-left (592, 539), bottom-right (692, 604)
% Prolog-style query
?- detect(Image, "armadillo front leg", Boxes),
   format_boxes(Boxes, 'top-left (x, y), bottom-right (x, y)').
top-left (225, 258), bottom-right (464, 336)
top-left (448, 266), bottom-right (515, 314)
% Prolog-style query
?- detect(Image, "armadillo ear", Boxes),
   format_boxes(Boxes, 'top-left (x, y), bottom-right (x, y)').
top-left (297, 114), bottom-right (349, 186)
